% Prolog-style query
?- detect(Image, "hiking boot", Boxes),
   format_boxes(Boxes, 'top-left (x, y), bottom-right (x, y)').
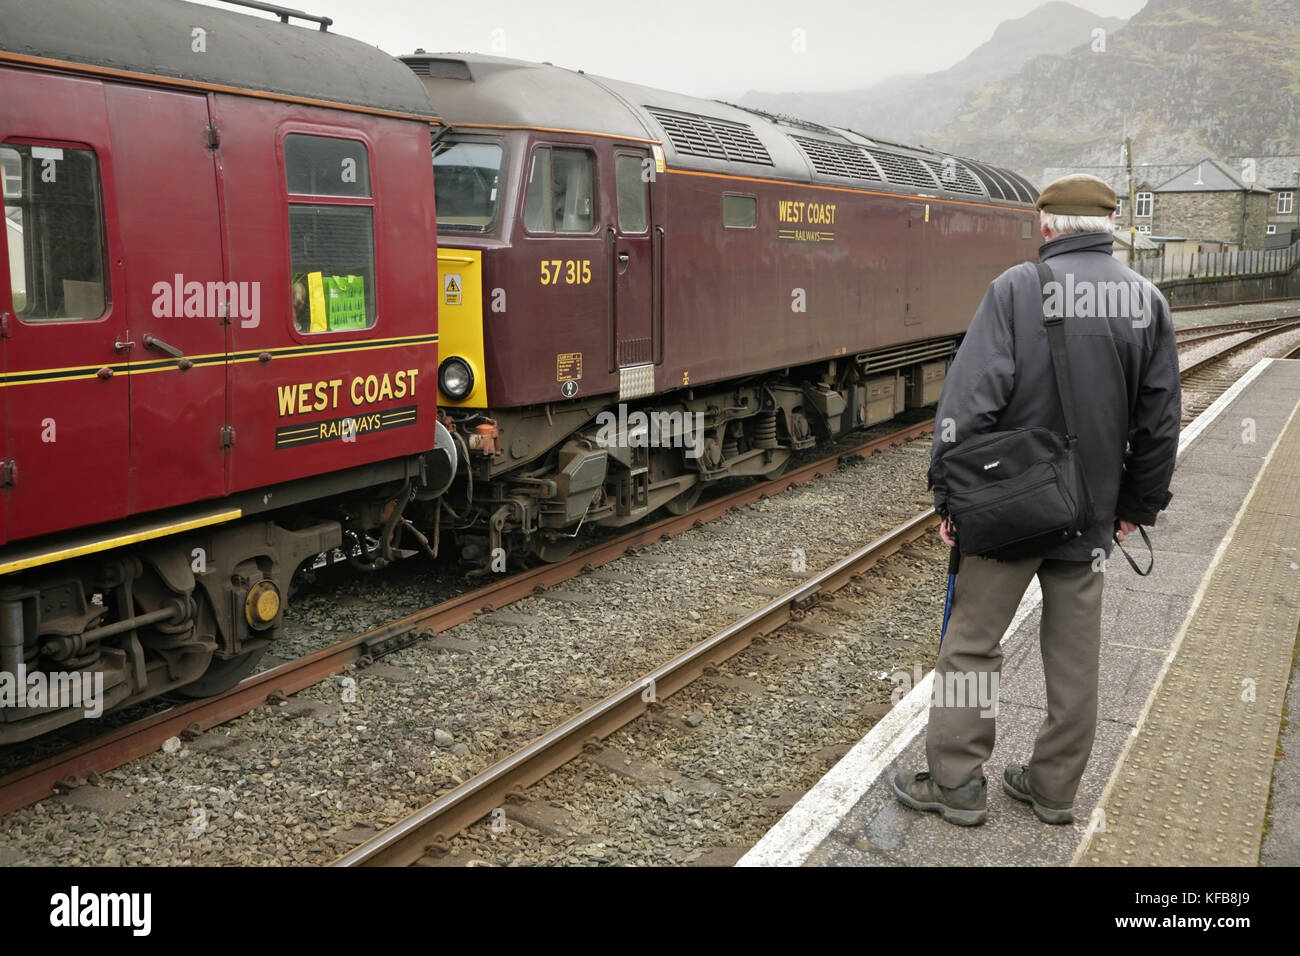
top-left (1002, 764), bottom-right (1074, 824)
top-left (891, 770), bottom-right (987, 826)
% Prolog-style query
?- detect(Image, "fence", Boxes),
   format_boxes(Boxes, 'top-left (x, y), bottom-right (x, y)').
top-left (1131, 237), bottom-right (1300, 283)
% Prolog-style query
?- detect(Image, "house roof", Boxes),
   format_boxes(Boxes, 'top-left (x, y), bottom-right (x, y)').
top-left (1153, 159), bottom-right (1269, 194)
top-left (1041, 164), bottom-right (1185, 199)
top-left (1224, 155), bottom-right (1300, 191)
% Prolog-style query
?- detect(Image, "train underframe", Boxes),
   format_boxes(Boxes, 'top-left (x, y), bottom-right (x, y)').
top-left (0, 439), bottom-right (457, 746)
top-left (438, 341), bottom-right (955, 570)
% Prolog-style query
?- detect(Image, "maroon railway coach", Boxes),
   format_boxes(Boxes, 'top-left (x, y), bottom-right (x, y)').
top-left (409, 54), bottom-right (1041, 566)
top-left (0, 0), bottom-right (454, 742)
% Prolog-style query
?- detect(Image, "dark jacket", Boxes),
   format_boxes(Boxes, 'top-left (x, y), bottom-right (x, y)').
top-left (930, 231), bottom-right (1181, 561)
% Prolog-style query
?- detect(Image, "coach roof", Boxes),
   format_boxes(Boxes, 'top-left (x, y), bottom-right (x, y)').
top-left (0, 0), bottom-right (438, 118)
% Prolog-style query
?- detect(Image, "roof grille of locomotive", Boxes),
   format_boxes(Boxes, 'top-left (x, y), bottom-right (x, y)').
top-left (864, 150), bottom-right (941, 190)
top-left (921, 158), bottom-right (985, 196)
top-left (961, 158), bottom-right (1016, 201)
top-left (647, 108), bottom-right (773, 166)
top-left (404, 57), bottom-right (472, 79)
top-left (790, 136), bottom-right (883, 182)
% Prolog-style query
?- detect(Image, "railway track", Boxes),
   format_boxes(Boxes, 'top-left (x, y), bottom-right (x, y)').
top-left (0, 419), bottom-right (933, 816)
top-left (336, 325), bottom-right (1300, 867)
top-left (1180, 320), bottom-right (1300, 424)
top-left (5, 315), bottom-right (1297, 844)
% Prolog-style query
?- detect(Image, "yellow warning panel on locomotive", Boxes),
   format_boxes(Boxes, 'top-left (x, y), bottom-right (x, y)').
top-left (436, 248), bottom-right (487, 407)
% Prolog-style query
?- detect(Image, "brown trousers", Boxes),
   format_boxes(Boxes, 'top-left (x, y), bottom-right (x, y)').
top-left (926, 553), bottom-right (1104, 805)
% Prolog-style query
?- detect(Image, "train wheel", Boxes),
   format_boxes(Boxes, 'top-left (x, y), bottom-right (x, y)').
top-left (174, 647), bottom-right (267, 698)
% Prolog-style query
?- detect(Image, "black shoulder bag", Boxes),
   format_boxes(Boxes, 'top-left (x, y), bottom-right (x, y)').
top-left (928, 262), bottom-right (1095, 561)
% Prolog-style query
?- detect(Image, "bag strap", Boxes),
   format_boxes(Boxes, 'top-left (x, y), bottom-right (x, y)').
top-left (1034, 261), bottom-right (1081, 441)
top-left (1112, 525), bottom-right (1154, 575)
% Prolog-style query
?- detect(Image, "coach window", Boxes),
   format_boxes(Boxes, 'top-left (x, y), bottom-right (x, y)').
top-left (523, 146), bottom-right (595, 233)
top-left (1, 144), bottom-right (107, 321)
top-left (615, 154), bottom-right (648, 233)
top-left (284, 133), bottom-right (376, 334)
top-left (722, 193), bottom-right (757, 229)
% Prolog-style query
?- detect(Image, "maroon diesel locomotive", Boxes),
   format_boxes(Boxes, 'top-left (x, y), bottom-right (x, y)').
top-left (411, 54), bottom-right (1041, 566)
top-left (0, 0), bottom-right (454, 742)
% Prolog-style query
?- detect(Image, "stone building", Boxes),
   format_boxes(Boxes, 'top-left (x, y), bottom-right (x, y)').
top-left (1225, 155), bottom-right (1300, 248)
top-left (1045, 157), bottom-right (1291, 251)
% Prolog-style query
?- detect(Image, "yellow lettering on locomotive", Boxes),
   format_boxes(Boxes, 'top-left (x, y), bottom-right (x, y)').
top-left (279, 370), bottom-right (418, 417)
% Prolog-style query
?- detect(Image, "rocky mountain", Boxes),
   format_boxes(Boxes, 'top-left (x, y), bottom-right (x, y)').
top-left (929, 0), bottom-right (1300, 181)
top-left (739, 2), bottom-right (1126, 145)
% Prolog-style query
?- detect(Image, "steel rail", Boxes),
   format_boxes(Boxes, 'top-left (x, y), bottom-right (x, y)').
top-left (336, 322), bottom-right (1300, 866)
top-left (1179, 320), bottom-right (1300, 378)
top-left (0, 419), bottom-right (935, 815)
top-left (335, 509), bottom-right (939, 866)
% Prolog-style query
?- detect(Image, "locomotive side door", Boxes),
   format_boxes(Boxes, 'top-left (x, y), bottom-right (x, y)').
top-left (0, 67), bottom-right (131, 542)
top-left (103, 85), bottom-right (227, 513)
top-left (904, 203), bottom-right (926, 327)
top-left (610, 148), bottom-right (656, 381)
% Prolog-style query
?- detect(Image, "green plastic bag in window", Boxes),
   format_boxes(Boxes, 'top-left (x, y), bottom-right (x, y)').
top-left (324, 274), bottom-right (367, 330)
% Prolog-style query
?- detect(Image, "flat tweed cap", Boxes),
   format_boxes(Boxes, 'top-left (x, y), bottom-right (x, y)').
top-left (1036, 173), bottom-right (1118, 216)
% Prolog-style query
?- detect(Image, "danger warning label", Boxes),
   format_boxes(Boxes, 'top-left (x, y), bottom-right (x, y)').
top-left (444, 273), bottom-right (462, 306)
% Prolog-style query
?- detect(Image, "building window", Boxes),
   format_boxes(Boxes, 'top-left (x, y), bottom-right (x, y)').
top-left (1278, 192), bottom-right (1294, 215)
top-left (1, 143), bottom-right (107, 321)
top-left (523, 147), bottom-right (595, 234)
top-left (1267, 224), bottom-right (1277, 235)
top-left (284, 134), bottom-right (376, 334)
top-left (1115, 198), bottom-right (1122, 217)
top-left (722, 194), bottom-right (757, 229)
top-left (1136, 224), bottom-right (1151, 234)
top-left (1135, 192), bottom-right (1153, 218)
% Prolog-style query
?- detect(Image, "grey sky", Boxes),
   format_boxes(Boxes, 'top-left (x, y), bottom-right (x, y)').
top-left (190, 0), bottom-right (1147, 97)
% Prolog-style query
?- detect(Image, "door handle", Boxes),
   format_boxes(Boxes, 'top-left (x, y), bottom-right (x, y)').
top-left (617, 252), bottom-right (630, 274)
top-left (143, 334), bottom-right (184, 358)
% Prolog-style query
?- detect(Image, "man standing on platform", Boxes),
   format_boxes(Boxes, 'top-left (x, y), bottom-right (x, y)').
top-left (892, 174), bottom-right (1181, 826)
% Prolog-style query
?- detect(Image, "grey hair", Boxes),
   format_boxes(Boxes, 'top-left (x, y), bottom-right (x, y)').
top-left (1041, 211), bottom-right (1115, 236)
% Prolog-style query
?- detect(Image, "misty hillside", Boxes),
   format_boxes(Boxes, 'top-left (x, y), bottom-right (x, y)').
top-left (929, 0), bottom-right (1300, 180)
top-left (739, 2), bottom-right (1126, 144)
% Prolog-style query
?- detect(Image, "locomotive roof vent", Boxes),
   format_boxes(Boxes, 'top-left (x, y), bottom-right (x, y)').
top-left (790, 135), bottom-right (883, 183)
top-left (864, 149), bottom-right (941, 190)
top-left (920, 158), bottom-right (985, 197)
top-left (645, 107), bottom-right (773, 167)
top-left (404, 57), bottom-right (473, 80)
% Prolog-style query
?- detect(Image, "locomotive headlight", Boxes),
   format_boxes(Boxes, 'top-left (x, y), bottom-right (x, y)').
top-left (439, 357), bottom-right (474, 400)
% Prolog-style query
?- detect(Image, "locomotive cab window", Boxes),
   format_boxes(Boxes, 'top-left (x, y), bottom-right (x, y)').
top-left (615, 154), bottom-right (648, 233)
top-left (523, 146), bottom-right (595, 233)
top-left (2, 144), bottom-right (107, 321)
top-left (284, 133), bottom-right (377, 334)
top-left (722, 193), bottom-right (757, 229)
top-left (434, 139), bottom-right (503, 233)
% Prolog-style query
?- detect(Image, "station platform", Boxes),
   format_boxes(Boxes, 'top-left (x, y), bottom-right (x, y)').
top-left (740, 358), bottom-right (1300, 868)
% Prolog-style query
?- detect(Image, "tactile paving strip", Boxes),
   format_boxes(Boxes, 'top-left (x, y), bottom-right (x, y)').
top-left (1079, 402), bottom-right (1300, 866)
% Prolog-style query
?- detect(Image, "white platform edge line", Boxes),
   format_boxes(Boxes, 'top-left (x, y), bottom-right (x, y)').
top-left (736, 579), bottom-right (1042, 867)
top-left (1071, 369), bottom-right (1300, 865)
top-left (738, 357), bottom-right (1279, 869)
top-left (1177, 358), bottom-right (1274, 458)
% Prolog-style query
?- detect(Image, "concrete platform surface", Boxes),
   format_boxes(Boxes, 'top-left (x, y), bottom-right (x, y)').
top-left (740, 358), bottom-right (1300, 867)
